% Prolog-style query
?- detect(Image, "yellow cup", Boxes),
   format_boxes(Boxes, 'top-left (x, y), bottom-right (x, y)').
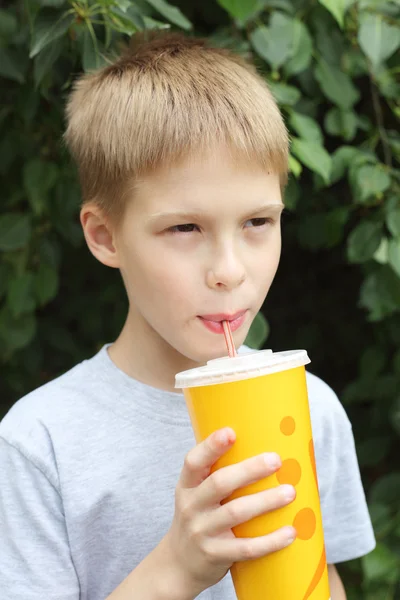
top-left (175, 350), bottom-right (331, 600)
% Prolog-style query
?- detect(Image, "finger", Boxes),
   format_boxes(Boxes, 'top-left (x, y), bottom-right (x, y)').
top-left (194, 452), bottom-right (282, 508)
top-left (213, 526), bottom-right (297, 563)
top-left (180, 428), bottom-right (236, 489)
top-left (203, 485), bottom-right (296, 535)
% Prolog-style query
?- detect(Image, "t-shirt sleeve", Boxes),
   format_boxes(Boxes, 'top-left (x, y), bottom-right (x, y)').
top-left (0, 436), bottom-right (80, 600)
top-left (311, 380), bottom-right (376, 564)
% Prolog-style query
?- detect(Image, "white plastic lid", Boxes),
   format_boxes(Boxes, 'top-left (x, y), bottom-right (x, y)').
top-left (175, 349), bottom-right (310, 388)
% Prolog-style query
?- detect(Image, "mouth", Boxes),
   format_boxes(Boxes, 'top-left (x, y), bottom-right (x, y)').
top-left (198, 310), bottom-right (248, 334)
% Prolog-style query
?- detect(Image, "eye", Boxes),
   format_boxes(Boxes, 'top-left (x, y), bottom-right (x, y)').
top-left (245, 217), bottom-right (273, 228)
top-left (168, 223), bottom-right (200, 234)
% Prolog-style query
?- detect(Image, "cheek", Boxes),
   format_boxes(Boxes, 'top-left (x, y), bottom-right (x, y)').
top-left (255, 232), bottom-right (281, 272)
top-left (123, 243), bottom-right (195, 307)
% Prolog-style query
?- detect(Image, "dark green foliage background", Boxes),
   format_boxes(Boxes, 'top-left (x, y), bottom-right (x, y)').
top-left (1, 0), bottom-right (400, 596)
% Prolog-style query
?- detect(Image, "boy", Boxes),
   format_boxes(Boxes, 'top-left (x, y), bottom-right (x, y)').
top-left (0, 31), bottom-right (375, 600)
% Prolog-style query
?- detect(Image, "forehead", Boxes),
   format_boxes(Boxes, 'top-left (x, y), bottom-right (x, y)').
top-left (131, 146), bottom-right (282, 212)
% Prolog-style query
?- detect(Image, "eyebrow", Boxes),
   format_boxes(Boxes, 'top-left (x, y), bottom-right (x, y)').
top-left (147, 203), bottom-right (284, 223)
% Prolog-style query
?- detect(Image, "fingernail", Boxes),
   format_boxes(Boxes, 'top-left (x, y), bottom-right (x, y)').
top-left (281, 485), bottom-right (296, 501)
top-left (264, 453), bottom-right (281, 469)
top-left (284, 527), bottom-right (296, 546)
top-left (217, 429), bottom-right (234, 445)
top-left (217, 431), bottom-right (229, 445)
top-left (285, 536), bottom-right (295, 547)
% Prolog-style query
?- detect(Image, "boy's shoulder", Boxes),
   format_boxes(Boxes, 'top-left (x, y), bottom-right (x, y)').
top-left (0, 348), bottom-right (106, 470)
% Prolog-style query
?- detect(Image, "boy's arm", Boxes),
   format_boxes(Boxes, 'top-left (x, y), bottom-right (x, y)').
top-left (107, 550), bottom-right (349, 600)
top-left (0, 437), bottom-right (80, 600)
top-left (105, 535), bottom-right (195, 600)
top-left (328, 565), bottom-right (347, 600)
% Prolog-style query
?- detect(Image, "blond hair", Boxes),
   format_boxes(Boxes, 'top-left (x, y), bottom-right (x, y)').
top-left (64, 31), bottom-right (289, 222)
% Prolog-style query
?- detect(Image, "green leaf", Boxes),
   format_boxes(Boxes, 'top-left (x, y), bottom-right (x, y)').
top-left (81, 27), bottom-right (107, 72)
top-left (353, 165), bottom-right (391, 202)
top-left (0, 263), bottom-right (12, 300)
top-left (250, 26), bottom-right (288, 70)
top-left (362, 543), bottom-right (400, 582)
top-left (291, 138), bottom-right (332, 183)
top-left (267, 82), bottom-right (301, 106)
top-left (330, 146), bottom-right (359, 183)
top-left (386, 208), bottom-right (400, 237)
top-left (376, 68), bottom-right (400, 99)
top-left (288, 155), bottom-right (302, 178)
top-left (244, 312), bottom-right (270, 349)
top-left (298, 208), bottom-right (350, 250)
top-left (388, 238), bottom-right (400, 277)
top-left (360, 266), bottom-right (400, 320)
top-left (39, 237), bottom-right (61, 269)
top-left (289, 112), bottom-right (323, 145)
top-left (38, 0), bottom-right (68, 6)
top-left (109, 5), bottom-right (146, 34)
top-left (317, 0), bottom-right (347, 28)
top-left (23, 159), bottom-right (59, 216)
top-left (216, 0), bottom-right (264, 25)
top-left (143, 0), bottom-right (192, 30)
top-left (34, 37), bottom-right (63, 87)
top-left (34, 264), bottom-right (59, 306)
top-left (0, 309), bottom-right (37, 353)
top-left (0, 48), bottom-right (27, 83)
top-left (373, 237), bottom-right (389, 264)
top-left (284, 20), bottom-right (313, 76)
top-left (360, 345), bottom-right (386, 378)
top-left (348, 221), bottom-right (383, 263)
top-left (390, 396), bottom-right (400, 436)
top-left (314, 18), bottom-right (345, 66)
top-left (357, 437), bottom-right (391, 467)
top-left (7, 273), bottom-right (36, 318)
top-left (0, 9), bottom-right (18, 37)
top-left (325, 108), bottom-right (358, 141)
top-left (358, 13), bottom-right (400, 68)
top-left (0, 214), bottom-right (32, 252)
top-left (368, 502), bottom-right (393, 537)
top-left (284, 177), bottom-right (300, 210)
top-left (251, 13), bottom-right (300, 70)
top-left (30, 12), bottom-right (75, 59)
top-left (314, 58), bottom-right (360, 109)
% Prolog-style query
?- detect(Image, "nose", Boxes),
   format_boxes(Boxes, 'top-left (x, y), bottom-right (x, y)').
top-left (206, 244), bottom-right (246, 291)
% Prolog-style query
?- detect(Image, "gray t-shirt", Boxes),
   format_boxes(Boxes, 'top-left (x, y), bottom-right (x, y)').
top-left (0, 344), bottom-right (376, 600)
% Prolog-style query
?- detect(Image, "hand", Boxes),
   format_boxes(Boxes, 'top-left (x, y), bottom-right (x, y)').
top-left (164, 427), bottom-right (297, 597)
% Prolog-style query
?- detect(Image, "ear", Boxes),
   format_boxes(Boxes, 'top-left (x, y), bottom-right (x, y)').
top-left (80, 203), bottom-right (120, 269)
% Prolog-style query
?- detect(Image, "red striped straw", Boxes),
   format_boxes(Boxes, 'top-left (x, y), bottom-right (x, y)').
top-left (222, 320), bottom-right (237, 358)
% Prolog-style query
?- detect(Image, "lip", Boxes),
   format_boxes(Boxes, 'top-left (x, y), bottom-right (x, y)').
top-left (198, 310), bottom-right (248, 334)
top-left (199, 310), bottom-right (247, 322)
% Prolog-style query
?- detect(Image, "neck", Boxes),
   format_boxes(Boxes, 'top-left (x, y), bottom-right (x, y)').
top-left (107, 309), bottom-right (203, 393)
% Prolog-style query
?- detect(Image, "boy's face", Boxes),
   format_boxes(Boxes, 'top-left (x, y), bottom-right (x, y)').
top-left (112, 147), bottom-right (283, 364)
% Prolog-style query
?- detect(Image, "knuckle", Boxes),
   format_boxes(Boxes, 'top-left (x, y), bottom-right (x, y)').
top-left (225, 500), bottom-right (241, 522)
top-left (183, 453), bottom-right (197, 473)
top-left (178, 496), bottom-right (194, 521)
top-left (209, 472), bottom-right (226, 498)
top-left (202, 540), bottom-right (221, 564)
top-left (188, 519), bottom-right (204, 544)
top-left (240, 540), bottom-right (256, 561)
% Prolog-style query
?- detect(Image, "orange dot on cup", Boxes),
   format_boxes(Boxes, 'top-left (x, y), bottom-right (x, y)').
top-left (280, 416), bottom-right (296, 436)
top-left (293, 508), bottom-right (316, 540)
top-left (276, 458), bottom-right (302, 486)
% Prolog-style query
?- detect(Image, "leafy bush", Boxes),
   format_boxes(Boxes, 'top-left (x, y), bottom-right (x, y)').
top-left (1, 0), bottom-right (400, 596)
